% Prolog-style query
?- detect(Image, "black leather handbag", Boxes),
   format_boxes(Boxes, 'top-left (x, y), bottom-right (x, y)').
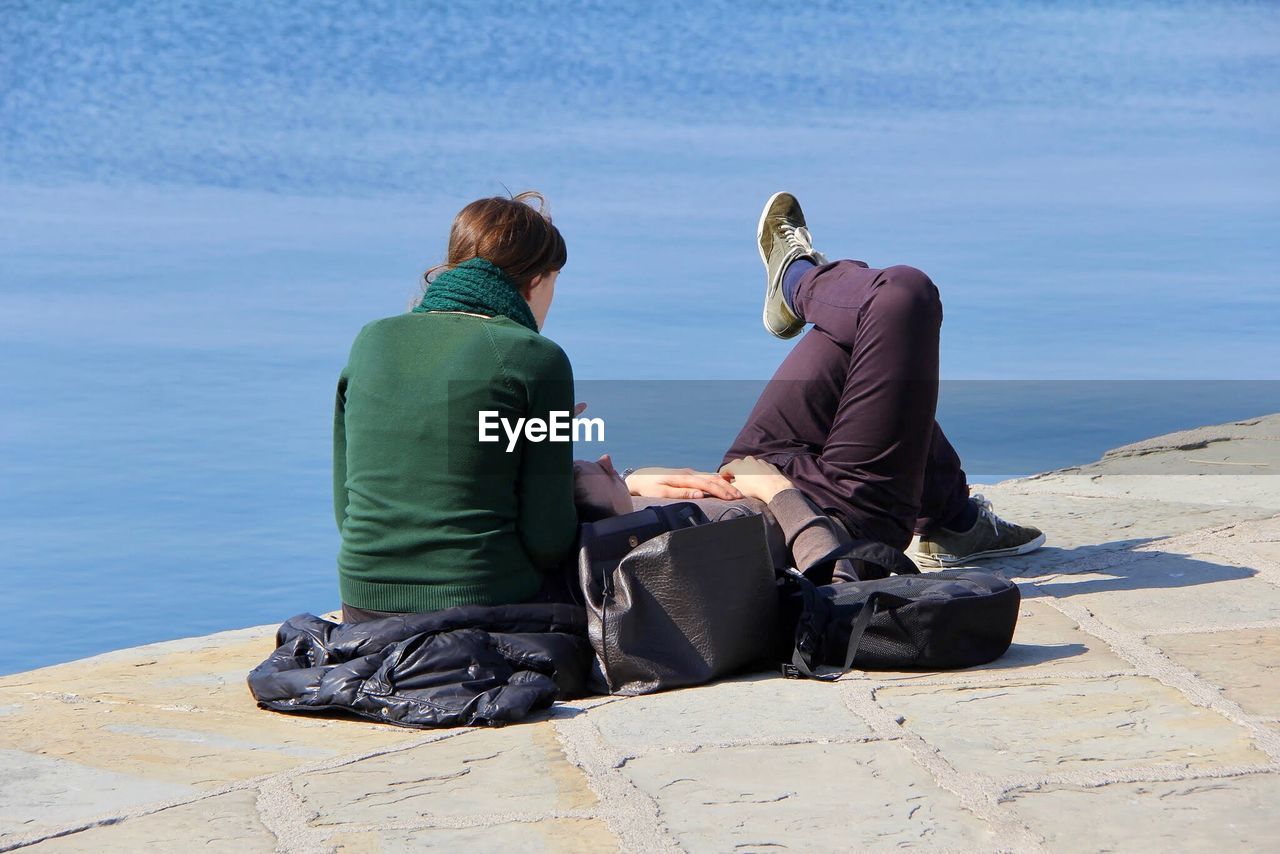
top-left (577, 502), bottom-right (777, 695)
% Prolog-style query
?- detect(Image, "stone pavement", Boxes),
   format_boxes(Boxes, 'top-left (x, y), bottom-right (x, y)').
top-left (2, 415), bottom-right (1278, 852)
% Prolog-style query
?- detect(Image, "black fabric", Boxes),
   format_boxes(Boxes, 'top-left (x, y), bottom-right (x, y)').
top-left (803, 535), bottom-right (921, 584)
top-left (579, 503), bottom-right (779, 695)
top-left (778, 568), bottom-right (1020, 678)
top-left (247, 603), bottom-right (593, 728)
top-left (578, 502), bottom-right (707, 593)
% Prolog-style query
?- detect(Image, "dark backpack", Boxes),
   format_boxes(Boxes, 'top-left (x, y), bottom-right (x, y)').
top-left (778, 567), bottom-right (1021, 679)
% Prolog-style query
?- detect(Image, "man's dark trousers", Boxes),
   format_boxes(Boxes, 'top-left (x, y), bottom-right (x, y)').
top-left (723, 260), bottom-right (971, 551)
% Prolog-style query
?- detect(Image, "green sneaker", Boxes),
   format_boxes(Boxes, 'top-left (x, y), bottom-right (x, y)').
top-left (913, 495), bottom-right (1046, 567)
top-left (757, 191), bottom-right (827, 339)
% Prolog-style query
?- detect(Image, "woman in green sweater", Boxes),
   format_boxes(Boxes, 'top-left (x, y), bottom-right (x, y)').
top-left (335, 193), bottom-right (740, 622)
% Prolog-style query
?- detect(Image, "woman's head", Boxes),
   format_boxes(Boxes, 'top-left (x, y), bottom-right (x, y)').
top-left (428, 191), bottom-right (566, 328)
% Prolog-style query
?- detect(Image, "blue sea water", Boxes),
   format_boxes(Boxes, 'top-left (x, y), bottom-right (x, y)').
top-left (2, 1), bottom-right (1278, 674)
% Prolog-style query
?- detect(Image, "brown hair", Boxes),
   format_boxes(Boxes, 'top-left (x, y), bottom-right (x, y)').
top-left (424, 190), bottom-right (567, 295)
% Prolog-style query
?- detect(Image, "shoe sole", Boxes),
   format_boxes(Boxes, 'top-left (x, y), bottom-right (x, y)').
top-left (912, 531), bottom-right (1047, 568)
top-left (756, 190), bottom-right (790, 265)
top-left (757, 191), bottom-right (804, 339)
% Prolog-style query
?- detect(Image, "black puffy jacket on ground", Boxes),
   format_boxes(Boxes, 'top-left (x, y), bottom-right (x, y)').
top-left (247, 603), bottom-right (594, 728)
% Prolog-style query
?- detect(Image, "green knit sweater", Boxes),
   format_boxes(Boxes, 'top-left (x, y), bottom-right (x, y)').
top-left (333, 312), bottom-right (578, 612)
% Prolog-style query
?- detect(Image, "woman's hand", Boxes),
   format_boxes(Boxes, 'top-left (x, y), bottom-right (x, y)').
top-left (719, 456), bottom-right (794, 503)
top-left (624, 467), bottom-right (745, 500)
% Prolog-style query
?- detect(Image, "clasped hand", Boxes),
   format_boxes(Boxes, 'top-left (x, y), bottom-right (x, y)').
top-left (624, 456), bottom-right (794, 503)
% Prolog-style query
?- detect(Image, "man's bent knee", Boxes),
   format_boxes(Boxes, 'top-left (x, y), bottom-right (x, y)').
top-left (870, 265), bottom-right (942, 324)
top-left (882, 265), bottom-right (938, 301)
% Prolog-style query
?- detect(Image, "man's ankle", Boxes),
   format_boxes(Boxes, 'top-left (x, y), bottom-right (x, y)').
top-left (940, 497), bottom-right (979, 534)
top-left (781, 257), bottom-right (815, 314)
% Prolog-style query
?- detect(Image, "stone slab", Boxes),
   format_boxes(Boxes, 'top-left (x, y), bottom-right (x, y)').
top-left (0, 623), bottom-right (280, 676)
top-left (1150, 628), bottom-right (1280, 719)
top-left (1108, 415), bottom-right (1280, 452)
top-left (0, 633), bottom-right (422, 789)
top-left (1003, 774), bottom-right (1280, 852)
top-left (0, 749), bottom-right (194, 844)
top-left (1204, 514), bottom-right (1280, 569)
top-left (1021, 415), bottom-right (1280, 490)
top-left (1040, 551), bottom-right (1280, 635)
top-left (0, 690), bottom-right (414, 789)
top-left (295, 724), bottom-right (596, 827)
top-left (623, 741), bottom-right (996, 851)
top-left (589, 672), bottom-right (871, 753)
top-left (842, 599), bottom-right (1133, 682)
top-left (22, 790), bottom-right (276, 853)
top-left (327, 819), bottom-right (617, 852)
top-left (2, 632), bottom-right (286, 717)
top-left (1068, 440), bottom-right (1279, 475)
top-left (1243, 539), bottom-right (1280, 566)
top-left (998, 415), bottom-right (1280, 509)
top-left (1076, 415), bottom-right (1280, 469)
top-left (1011, 474), bottom-right (1280, 511)
top-left (918, 486), bottom-right (1275, 575)
top-left (876, 676), bottom-right (1267, 779)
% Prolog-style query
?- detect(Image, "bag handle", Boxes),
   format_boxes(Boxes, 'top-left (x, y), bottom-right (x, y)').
top-left (782, 574), bottom-right (913, 680)
top-left (837, 590), bottom-right (913, 670)
top-left (713, 505), bottom-right (753, 522)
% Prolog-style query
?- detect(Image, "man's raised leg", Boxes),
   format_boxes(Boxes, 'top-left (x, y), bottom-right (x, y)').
top-left (729, 191), bottom-right (1044, 562)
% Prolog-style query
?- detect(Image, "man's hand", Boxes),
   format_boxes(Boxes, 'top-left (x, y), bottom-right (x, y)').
top-left (719, 456), bottom-right (794, 503)
top-left (624, 467), bottom-right (745, 500)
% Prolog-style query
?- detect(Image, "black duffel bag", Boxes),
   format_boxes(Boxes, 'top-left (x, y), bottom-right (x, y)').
top-left (779, 567), bottom-right (1021, 679)
top-left (578, 502), bottom-right (777, 695)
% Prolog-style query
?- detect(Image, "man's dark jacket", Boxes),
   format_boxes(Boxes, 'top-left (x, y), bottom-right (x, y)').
top-left (247, 603), bottom-right (594, 728)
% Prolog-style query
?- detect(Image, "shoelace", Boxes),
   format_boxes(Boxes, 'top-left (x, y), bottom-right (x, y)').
top-left (780, 223), bottom-right (813, 252)
top-left (778, 222), bottom-right (828, 264)
top-left (971, 493), bottom-right (1003, 538)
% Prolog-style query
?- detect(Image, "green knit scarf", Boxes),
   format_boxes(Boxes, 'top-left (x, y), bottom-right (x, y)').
top-left (414, 257), bottom-right (539, 332)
